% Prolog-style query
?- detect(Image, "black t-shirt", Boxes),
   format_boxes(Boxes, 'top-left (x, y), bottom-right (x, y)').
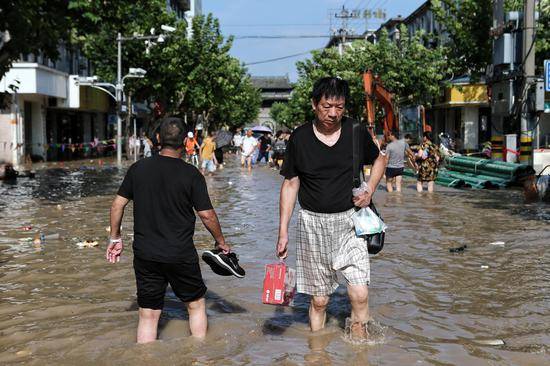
top-left (117, 155), bottom-right (213, 263)
top-left (280, 117), bottom-right (379, 213)
top-left (258, 135), bottom-right (271, 152)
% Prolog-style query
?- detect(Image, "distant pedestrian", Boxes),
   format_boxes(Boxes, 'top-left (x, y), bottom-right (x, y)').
top-left (241, 130), bottom-right (257, 171)
top-left (416, 132), bottom-right (440, 192)
top-left (107, 117), bottom-right (231, 343)
top-left (142, 132), bottom-right (153, 158)
top-left (232, 128), bottom-right (244, 154)
top-left (256, 132), bottom-right (271, 164)
top-left (200, 131), bottom-right (217, 175)
top-left (184, 132), bottom-right (200, 167)
top-left (272, 130), bottom-right (287, 169)
top-left (385, 129), bottom-right (416, 192)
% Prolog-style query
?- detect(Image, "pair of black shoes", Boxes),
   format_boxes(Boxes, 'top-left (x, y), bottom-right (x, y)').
top-left (202, 248), bottom-right (245, 278)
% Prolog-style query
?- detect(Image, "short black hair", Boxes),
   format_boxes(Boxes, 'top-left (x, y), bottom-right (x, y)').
top-left (423, 131), bottom-right (433, 141)
top-left (390, 128), bottom-right (400, 139)
top-left (159, 117), bottom-right (185, 149)
top-left (311, 77), bottom-right (350, 106)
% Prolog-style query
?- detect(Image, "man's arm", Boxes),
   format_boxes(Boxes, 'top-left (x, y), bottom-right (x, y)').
top-left (106, 195), bottom-right (130, 263)
top-left (353, 154), bottom-right (387, 208)
top-left (405, 146), bottom-right (418, 169)
top-left (277, 176), bottom-right (300, 259)
top-left (197, 209), bottom-right (230, 253)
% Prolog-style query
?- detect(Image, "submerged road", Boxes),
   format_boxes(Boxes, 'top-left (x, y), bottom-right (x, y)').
top-left (0, 156), bottom-right (549, 365)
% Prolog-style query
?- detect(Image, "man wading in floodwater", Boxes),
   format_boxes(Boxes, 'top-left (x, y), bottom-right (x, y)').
top-left (276, 77), bottom-right (385, 341)
top-left (107, 117), bottom-right (230, 343)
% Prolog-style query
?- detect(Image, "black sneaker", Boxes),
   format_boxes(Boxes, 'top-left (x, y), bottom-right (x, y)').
top-left (202, 249), bottom-right (245, 278)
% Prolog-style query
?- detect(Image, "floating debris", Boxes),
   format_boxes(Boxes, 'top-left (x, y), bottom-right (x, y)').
top-left (474, 339), bottom-right (505, 346)
top-left (489, 241), bottom-right (505, 246)
top-left (76, 240), bottom-right (99, 248)
top-left (481, 265), bottom-right (489, 269)
top-left (18, 237), bottom-right (33, 242)
top-left (449, 245), bottom-right (467, 253)
top-left (20, 225), bottom-right (33, 231)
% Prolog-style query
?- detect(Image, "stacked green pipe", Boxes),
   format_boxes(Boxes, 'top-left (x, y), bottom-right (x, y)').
top-left (403, 168), bottom-right (470, 188)
top-left (445, 156), bottom-right (535, 182)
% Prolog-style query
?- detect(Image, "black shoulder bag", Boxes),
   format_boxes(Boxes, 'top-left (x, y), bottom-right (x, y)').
top-left (352, 120), bottom-right (385, 255)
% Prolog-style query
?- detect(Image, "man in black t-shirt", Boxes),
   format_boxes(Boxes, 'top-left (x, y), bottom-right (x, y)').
top-left (106, 117), bottom-right (230, 343)
top-left (277, 77), bottom-right (386, 341)
top-left (256, 132), bottom-right (271, 164)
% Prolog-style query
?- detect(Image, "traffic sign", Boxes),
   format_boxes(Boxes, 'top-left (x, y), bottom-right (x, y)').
top-left (545, 60), bottom-right (550, 92)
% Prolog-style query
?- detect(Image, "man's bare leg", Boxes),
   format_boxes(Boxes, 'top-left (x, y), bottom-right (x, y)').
top-left (309, 296), bottom-right (329, 332)
top-left (427, 181), bottom-right (435, 193)
top-left (347, 284), bottom-right (369, 338)
top-left (416, 181), bottom-right (423, 192)
top-left (386, 177), bottom-right (394, 192)
top-left (187, 297), bottom-right (207, 339)
top-left (246, 157), bottom-right (252, 172)
top-left (137, 308), bottom-right (162, 343)
top-left (396, 175), bottom-right (403, 192)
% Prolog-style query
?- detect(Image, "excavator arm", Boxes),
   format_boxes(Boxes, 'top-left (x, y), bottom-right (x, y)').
top-left (363, 70), bottom-right (397, 137)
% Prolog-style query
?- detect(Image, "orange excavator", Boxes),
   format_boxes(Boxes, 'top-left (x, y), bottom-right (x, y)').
top-left (363, 70), bottom-right (397, 138)
top-left (363, 69), bottom-right (428, 139)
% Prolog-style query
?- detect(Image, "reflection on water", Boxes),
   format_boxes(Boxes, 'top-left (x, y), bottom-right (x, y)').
top-left (0, 157), bottom-right (549, 365)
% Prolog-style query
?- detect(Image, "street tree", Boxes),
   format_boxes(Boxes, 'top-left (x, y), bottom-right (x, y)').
top-left (0, 0), bottom-right (72, 79)
top-left (67, 4), bottom-right (260, 129)
top-left (273, 28), bottom-right (449, 128)
top-left (432, 0), bottom-right (493, 78)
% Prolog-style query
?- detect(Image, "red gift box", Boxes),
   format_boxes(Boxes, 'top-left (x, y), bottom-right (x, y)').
top-left (262, 262), bottom-right (296, 306)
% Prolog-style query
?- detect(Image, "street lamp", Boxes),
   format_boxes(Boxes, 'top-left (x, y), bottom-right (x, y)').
top-left (115, 25), bottom-right (175, 166)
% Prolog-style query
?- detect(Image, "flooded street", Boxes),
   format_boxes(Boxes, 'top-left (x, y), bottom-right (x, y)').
top-left (1, 156), bottom-right (549, 366)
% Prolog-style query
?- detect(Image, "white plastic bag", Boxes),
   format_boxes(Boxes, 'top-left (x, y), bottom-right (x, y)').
top-left (352, 207), bottom-right (388, 236)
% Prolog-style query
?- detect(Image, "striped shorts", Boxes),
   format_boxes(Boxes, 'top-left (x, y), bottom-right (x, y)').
top-left (296, 208), bottom-right (370, 296)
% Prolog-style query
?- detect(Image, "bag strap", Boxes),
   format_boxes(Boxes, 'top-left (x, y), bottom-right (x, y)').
top-left (352, 119), bottom-right (364, 189)
top-left (353, 119), bottom-right (381, 215)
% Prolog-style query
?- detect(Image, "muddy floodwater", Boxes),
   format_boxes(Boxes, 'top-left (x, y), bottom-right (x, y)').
top-left (0, 157), bottom-right (549, 365)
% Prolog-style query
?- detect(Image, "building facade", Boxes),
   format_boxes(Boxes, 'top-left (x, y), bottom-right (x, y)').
top-left (250, 76), bottom-right (293, 131)
top-left (1, 1), bottom-right (199, 167)
top-left (0, 48), bottom-right (112, 166)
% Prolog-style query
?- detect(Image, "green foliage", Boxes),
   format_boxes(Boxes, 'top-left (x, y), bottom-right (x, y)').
top-left (276, 28), bottom-right (449, 128)
top-left (505, 0), bottom-right (550, 72)
top-left (432, 0), bottom-right (493, 77)
top-left (66, 4), bottom-right (260, 129)
top-left (269, 102), bottom-right (294, 129)
top-left (0, 0), bottom-right (73, 78)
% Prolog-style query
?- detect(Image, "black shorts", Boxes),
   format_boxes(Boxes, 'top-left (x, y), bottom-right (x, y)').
top-left (133, 256), bottom-right (207, 310)
top-left (386, 167), bottom-right (404, 178)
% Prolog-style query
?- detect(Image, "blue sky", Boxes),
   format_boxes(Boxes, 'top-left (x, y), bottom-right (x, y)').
top-left (202, 0), bottom-right (426, 81)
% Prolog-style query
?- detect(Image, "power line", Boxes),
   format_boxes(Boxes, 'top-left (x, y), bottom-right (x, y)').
top-left (234, 35), bottom-right (330, 40)
top-left (221, 23), bottom-right (330, 28)
top-left (244, 48), bottom-right (324, 66)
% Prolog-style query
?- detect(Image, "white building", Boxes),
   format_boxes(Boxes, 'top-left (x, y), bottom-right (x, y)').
top-left (166, 0), bottom-right (202, 37)
top-left (0, 1), bottom-right (200, 167)
top-left (0, 47), bottom-right (112, 166)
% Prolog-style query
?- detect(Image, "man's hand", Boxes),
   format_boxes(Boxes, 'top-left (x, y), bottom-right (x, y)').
top-left (215, 241), bottom-right (231, 254)
top-left (276, 234), bottom-right (289, 259)
top-left (353, 189), bottom-right (373, 208)
top-left (106, 238), bottom-right (123, 263)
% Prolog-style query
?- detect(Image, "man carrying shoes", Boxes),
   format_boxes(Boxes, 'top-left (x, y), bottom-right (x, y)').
top-left (276, 77), bottom-right (386, 341)
top-left (107, 117), bottom-right (230, 343)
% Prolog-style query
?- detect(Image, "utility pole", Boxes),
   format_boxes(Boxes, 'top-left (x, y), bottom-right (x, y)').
top-left (520, 0), bottom-right (536, 164)
top-left (334, 6), bottom-right (359, 56)
top-left (116, 32), bottom-right (123, 167)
